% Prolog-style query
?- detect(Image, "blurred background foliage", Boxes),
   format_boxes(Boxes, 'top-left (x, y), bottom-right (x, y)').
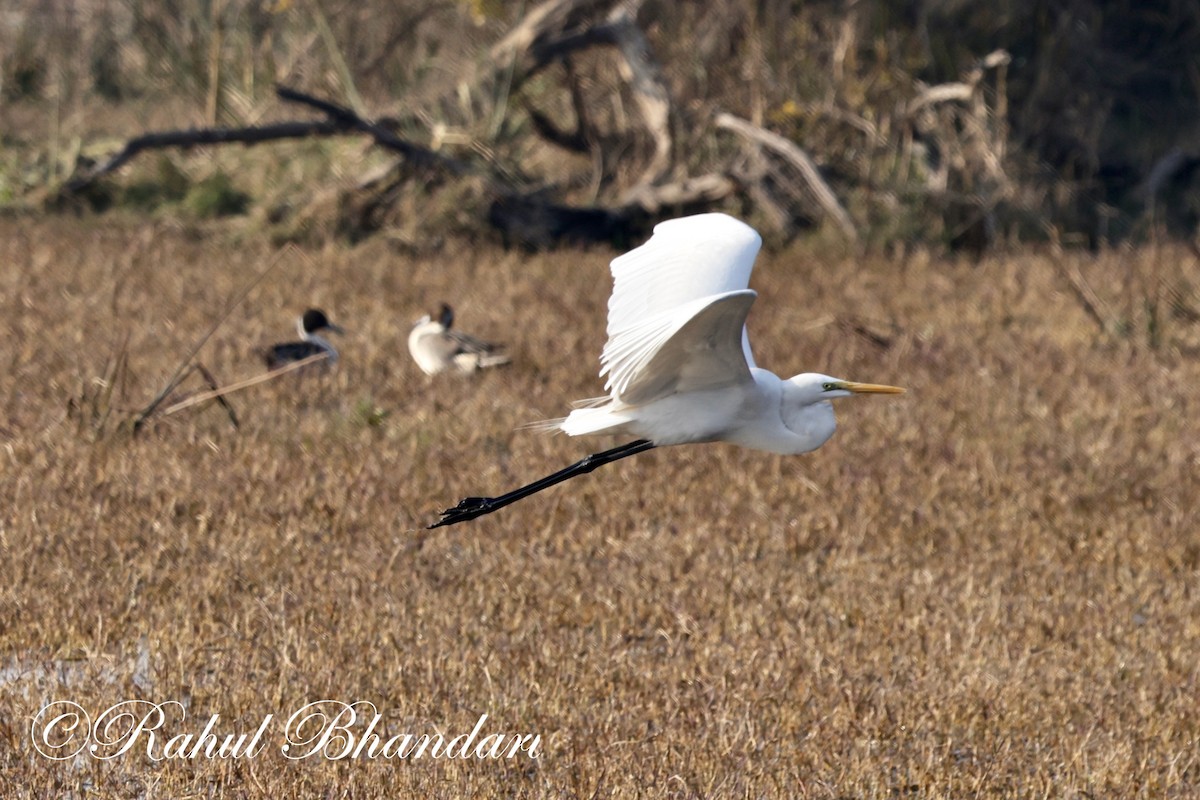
top-left (2, 0), bottom-right (1199, 250)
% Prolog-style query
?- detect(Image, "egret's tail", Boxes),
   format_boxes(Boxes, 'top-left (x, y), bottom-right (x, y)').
top-left (519, 417), bottom-right (567, 434)
top-left (521, 396), bottom-right (632, 437)
top-left (558, 405), bottom-right (631, 437)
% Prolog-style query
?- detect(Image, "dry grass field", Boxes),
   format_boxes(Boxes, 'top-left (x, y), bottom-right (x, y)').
top-left (1, 215), bottom-right (1198, 797)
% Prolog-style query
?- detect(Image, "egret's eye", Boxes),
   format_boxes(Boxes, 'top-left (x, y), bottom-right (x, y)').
top-left (821, 382), bottom-right (838, 392)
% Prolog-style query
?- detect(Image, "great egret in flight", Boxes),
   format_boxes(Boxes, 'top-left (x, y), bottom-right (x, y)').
top-left (263, 308), bottom-right (344, 370)
top-left (408, 303), bottom-right (511, 375)
top-left (429, 213), bottom-right (903, 528)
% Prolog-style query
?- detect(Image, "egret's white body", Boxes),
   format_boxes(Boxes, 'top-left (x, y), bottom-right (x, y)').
top-left (430, 212), bottom-right (902, 527)
top-left (556, 212), bottom-right (899, 452)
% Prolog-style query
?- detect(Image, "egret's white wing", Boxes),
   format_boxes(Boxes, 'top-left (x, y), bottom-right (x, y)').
top-left (607, 213), bottom-right (762, 335)
top-left (604, 213), bottom-right (762, 380)
top-left (601, 290), bottom-right (757, 405)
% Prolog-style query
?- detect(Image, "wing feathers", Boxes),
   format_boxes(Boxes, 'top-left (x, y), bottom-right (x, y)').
top-left (606, 213), bottom-right (762, 341)
top-left (601, 290), bottom-right (757, 405)
top-left (595, 213), bottom-right (764, 406)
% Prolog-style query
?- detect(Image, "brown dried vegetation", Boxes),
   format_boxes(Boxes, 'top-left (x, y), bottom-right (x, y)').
top-left (1, 218), bottom-right (1199, 796)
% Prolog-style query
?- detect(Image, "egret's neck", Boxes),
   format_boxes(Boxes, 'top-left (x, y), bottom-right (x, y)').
top-left (780, 379), bottom-right (836, 453)
top-left (723, 369), bottom-right (792, 453)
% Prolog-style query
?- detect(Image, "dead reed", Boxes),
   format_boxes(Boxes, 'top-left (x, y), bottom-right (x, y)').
top-left (0, 217), bottom-right (1197, 797)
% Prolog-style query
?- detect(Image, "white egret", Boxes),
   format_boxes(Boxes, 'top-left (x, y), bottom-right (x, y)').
top-left (262, 308), bottom-right (344, 370)
top-left (430, 213), bottom-right (903, 528)
top-left (408, 303), bottom-right (511, 375)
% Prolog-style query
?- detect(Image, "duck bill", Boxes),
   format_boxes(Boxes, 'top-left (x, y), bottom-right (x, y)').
top-left (843, 381), bottom-right (905, 394)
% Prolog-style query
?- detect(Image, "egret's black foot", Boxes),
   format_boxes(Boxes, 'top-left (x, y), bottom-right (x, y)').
top-left (425, 440), bottom-right (654, 529)
top-left (427, 497), bottom-right (495, 529)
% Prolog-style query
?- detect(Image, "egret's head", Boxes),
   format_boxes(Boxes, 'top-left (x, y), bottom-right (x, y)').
top-left (786, 373), bottom-right (905, 404)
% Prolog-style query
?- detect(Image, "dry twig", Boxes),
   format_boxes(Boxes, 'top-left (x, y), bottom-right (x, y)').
top-left (132, 246), bottom-right (295, 433)
top-left (157, 353), bottom-right (328, 419)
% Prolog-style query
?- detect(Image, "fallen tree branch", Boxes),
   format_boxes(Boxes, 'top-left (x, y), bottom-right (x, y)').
top-left (525, 20), bottom-right (625, 71)
top-left (618, 173), bottom-right (736, 213)
top-left (606, 4), bottom-right (671, 184)
top-left (716, 112), bottom-right (858, 242)
top-left (60, 85), bottom-right (482, 197)
top-left (491, 0), bottom-right (611, 65)
top-left (487, 171), bottom-right (739, 249)
top-left (63, 120), bottom-right (346, 194)
top-left (58, 1), bottom-right (744, 249)
top-left (495, 0), bottom-right (673, 186)
top-left (907, 83), bottom-right (974, 115)
top-left (274, 86), bottom-right (476, 177)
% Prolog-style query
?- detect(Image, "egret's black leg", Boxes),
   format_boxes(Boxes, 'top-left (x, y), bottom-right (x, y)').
top-left (428, 439), bottom-right (656, 528)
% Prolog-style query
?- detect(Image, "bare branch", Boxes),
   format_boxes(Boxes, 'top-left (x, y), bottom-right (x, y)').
top-left (157, 354), bottom-right (328, 420)
top-left (606, 6), bottom-right (672, 184)
top-left (619, 173), bottom-right (735, 213)
top-left (716, 112), bottom-right (858, 243)
top-left (133, 246), bottom-right (294, 434)
top-left (907, 82), bottom-right (974, 115)
top-left (63, 120), bottom-right (346, 194)
top-left (494, 0), bottom-right (673, 185)
top-left (526, 22), bottom-right (623, 73)
top-left (275, 86), bottom-right (475, 177)
top-left (61, 85), bottom-right (484, 197)
top-left (491, 0), bottom-right (611, 64)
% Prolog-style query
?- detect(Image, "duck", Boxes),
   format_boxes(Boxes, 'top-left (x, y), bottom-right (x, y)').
top-left (408, 303), bottom-right (510, 375)
top-left (262, 308), bottom-right (344, 370)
